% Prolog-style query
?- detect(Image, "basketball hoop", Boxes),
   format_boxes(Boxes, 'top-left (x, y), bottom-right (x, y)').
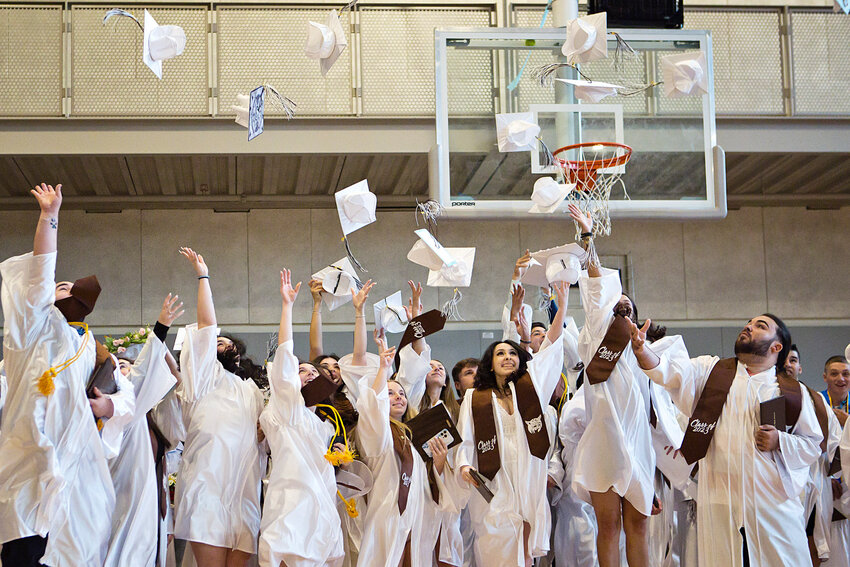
top-left (552, 142), bottom-right (632, 237)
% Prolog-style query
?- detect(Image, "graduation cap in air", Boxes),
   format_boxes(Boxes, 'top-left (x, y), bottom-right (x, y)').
top-left (102, 9), bottom-right (186, 80)
top-left (528, 177), bottom-right (573, 214)
top-left (231, 85), bottom-right (297, 140)
top-left (661, 51), bottom-right (709, 98)
top-left (495, 112), bottom-right (541, 152)
top-left (311, 258), bottom-right (361, 311)
top-left (373, 291), bottom-right (408, 335)
top-left (555, 78), bottom-right (623, 103)
top-left (562, 12), bottom-right (607, 65)
top-left (530, 243), bottom-right (587, 285)
top-left (305, 9), bottom-right (348, 76)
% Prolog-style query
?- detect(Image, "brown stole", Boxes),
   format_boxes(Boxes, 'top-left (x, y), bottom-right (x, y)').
top-left (585, 315), bottom-right (631, 385)
top-left (147, 413), bottom-right (169, 520)
top-left (804, 385), bottom-right (829, 453)
top-left (393, 432), bottom-right (414, 514)
top-left (681, 358), bottom-right (805, 465)
top-left (471, 373), bottom-right (550, 480)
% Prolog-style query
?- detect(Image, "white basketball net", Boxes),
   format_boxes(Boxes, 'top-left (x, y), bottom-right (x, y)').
top-left (554, 144), bottom-right (630, 238)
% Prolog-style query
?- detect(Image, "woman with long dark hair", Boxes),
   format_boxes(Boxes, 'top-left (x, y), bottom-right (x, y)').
top-left (456, 282), bottom-right (569, 567)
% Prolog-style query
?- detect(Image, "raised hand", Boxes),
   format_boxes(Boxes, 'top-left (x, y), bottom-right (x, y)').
top-left (178, 247), bottom-right (209, 277)
top-left (627, 317), bottom-right (651, 354)
top-left (31, 183), bottom-right (63, 216)
top-left (513, 249), bottom-right (531, 280)
top-left (405, 280), bottom-right (423, 320)
top-left (280, 269), bottom-right (301, 305)
top-left (510, 283), bottom-right (525, 320)
top-left (351, 279), bottom-right (375, 312)
top-left (551, 281), bottom-right (568, 306)
top-left (378, 345), bottom-right (396, 370)
top-left (513, 307), bottom-right (531, 347)
top-left (158, 293), bottom-right (185, 327)
top-left (309, 279), bottom-right (324, 305)
top-left (373, 327), bottom-right (387, 350)
top-left (568, 203), bottom-right (593, 235)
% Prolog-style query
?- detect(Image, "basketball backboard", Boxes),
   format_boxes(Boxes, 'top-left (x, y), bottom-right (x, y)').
top-left (433, 26), bottom-right (725, 219)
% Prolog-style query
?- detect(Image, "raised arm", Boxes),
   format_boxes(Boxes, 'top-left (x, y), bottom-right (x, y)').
top-left (179, 247), bottom-right (215, 329)
top-left (308, 279), bottom-right (324, 361)
top-left (628, 318), bottom-right (661, 370)
top-left (569, 204), bottom-right (599, 277)
top-left (370, 335), bottom-right (396, 395)
top-left (545, 281), bottom-right (569, 345)
top-left (31, 183), bottom-right (62, 256)
top-left (278, 269), bottom-right (301, 345)
top-left (405, 280), bottom-right (425, 355)
top-left (351, 279), bottom-right (375, 366)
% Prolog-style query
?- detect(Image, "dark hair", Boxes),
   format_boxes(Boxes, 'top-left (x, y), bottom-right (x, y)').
top-left (452, 358), bottom-right (479, 384)
top-left (418, 359), bottom-right (461, 422)
top-left (221, 334), bottom-right (267, 389)
top-left (530, 322), bottom-right (546, 331)
top-left (825, 355), bottom-right (850, 372)
top-left (761, 313), bottom-right (791, 371)
top-left (623, 293), bottom-right (667, 342)
top-left (474, 340), bottom-right (532, 392)
top-left (312, 353), bottom-right (340, 366)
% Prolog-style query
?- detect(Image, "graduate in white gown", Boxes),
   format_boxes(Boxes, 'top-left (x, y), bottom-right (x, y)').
top-left (104, 295), bottom-right (183, 567)
top-left (258, 269), bottom-right (345, 567)
top-left (173, 247), bottom-right (265, 567)
top-left (456, 281), bottom-right (568, 567)
top-left (355, 332), bottom-right (456, 567)
top-left (0, 183), bottom-right (115, 567)
top-left (824, 354), bottom-right (850, 567)
top-left (629, 312), bottom-right (823, 567)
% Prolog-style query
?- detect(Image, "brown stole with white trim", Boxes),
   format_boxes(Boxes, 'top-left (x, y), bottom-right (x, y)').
top-left (471, 374), bottom-right (550, 480)
top-left (681, 359), bottom-right (805, 465)
top-left (393, 432), bottom-right (414, 514)
top-left (585, 315), bottom-right (632, 385)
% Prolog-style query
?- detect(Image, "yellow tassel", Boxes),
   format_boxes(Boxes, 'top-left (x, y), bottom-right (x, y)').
top-left (37, 368), bottom-right (57, 396)
top-left (96, 418), bottom-right (104, 431)
top-left (337, 490), bottom-right (358, 518)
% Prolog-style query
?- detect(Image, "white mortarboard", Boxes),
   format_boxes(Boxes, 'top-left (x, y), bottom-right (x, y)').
top-left (555, 78), bottom-right (622, 103)
top-left (407, 229), bottom-right (457, 272)
top-left (529, 177), bottom-right (574, 214)
top-left (530, 243), bottom-right (587, 285)
top-left (334, 179), bottom-right (377, 236)
top-left (427, 248), bottom-right (475, 288)
top-left (143, 10), bottom-right (186, 79)
top-left (336, 460), bottom-right (374, 500)
top-left (521, 258), bottom-right (550, 288)
top-left (495, 112), bottom-right (541, 152)
top-left (230, 86), bottom-right (265, 140)
top-left (311, 257), bottom-right (361, 311)
top-left (661, 51), bottom-right (708, 98)
top-left (373, 291), bottom-right (408, 334)
top-left (232, 94), bottom-right (250, 128)
top-left (845, 343), bottom-right (850, 364)
top-left (305, 9), bottom-right (348, 76)
top-left (562, 12), bottom-right (607, 65)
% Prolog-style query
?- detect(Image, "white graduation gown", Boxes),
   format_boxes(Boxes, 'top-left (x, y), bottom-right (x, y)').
top-left (258, 342), bottom-right (344, 567)
top-left (556, 385), bottom-right (598, 567)
top-left (455, 337), bottom-right (564, 566)
top-left (0, 364), bottom-right (6, 432)
top-left (355, 374), bottom-right (452, 567)
top-left (0, 251), bottom-right (115, 567)
top-left (646, 346), bottom-right (822, 567)
top-left (174, 323), bottom-right (265, 553)
top-left (804, 397), bottom-right (842, 561)
top-left (104, 335), bottom-right (174, 567)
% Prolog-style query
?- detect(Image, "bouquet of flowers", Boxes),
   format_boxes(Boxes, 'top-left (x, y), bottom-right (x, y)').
top-left (105, 327), bottom-right (151, 354)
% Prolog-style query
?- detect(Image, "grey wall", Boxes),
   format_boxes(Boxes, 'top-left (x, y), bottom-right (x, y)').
top-left (1, 205), bottom-right (848, 392)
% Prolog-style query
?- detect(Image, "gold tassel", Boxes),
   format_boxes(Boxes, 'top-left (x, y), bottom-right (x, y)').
top-left (338, 490), bottom-right (359, 517)
top-left (37, 368), bottom-right (56, 396)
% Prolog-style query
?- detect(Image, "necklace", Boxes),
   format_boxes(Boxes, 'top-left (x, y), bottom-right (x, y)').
top-left (827, 391), bottom-right (849, 412)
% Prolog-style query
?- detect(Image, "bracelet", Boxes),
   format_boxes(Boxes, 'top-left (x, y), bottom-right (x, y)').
top-left (198, 275), bottom-right (210, 280)
top-left (580, 232), bottom-right (593, 239)
top-left (355, 315), bottom-right (365, 319)
top-left (520, 339), bottom-right (531, 344)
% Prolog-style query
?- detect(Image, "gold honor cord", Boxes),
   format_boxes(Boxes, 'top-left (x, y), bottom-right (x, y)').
top-left (315, 403), bottom-right (360, 517)
top-left (38, 322), bottom-right (90, 396)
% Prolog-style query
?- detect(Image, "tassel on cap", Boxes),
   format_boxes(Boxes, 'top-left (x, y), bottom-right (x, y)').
top-left (611, 32), bottom-right (637, 73)
top-left (415, 199), bottom-right (444, 236)
top-left (263, 84), bottom-right (297, 120)
top-left (342, 236), bottom-right (368, 273)
top-left (103, 8), bottom-right (143, 30)
top-left (441, 288), bottom-right (464, 321)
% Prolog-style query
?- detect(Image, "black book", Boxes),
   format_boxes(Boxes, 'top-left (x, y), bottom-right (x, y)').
top-left (86, 357), bottom-right (117, 399)
top-left (760, 395), bottom-right (786, 430)
top-left (406, 402), bottom-right (461, 463)
top-left (468, 468), bottom-right (494, 503)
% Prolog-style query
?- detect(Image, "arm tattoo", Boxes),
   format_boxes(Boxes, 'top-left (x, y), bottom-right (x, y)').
top-left (48, 217), bottom-right (57, 229)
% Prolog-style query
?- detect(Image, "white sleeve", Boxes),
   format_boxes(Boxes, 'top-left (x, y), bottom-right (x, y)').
top-left (576, 267), bottom-right (621, 339)
top-left (394, 343), bottom-right (431, 415)
top-left (0, 251), bottom-right (57, 351)
top-left (338, 352), bottom-right (380, 404)
top-left (562, 316), bottom-right (581, 371)
top-left (527, 337), bottom-right (565, 409)
top-left (644, 346), bottom-right (716, 418)
top-left (501, 302), bottom-right (520, 343)
top-left (775, 383), bottom-right (823, 500)
top-left (455, 391), bottom-right (476, 478)
top-left (839, 421), bottom-right (850, 512)
top-left (125, 335), bottom-right (175, 418)
top-left (177, 324), bottom-right (221, 403)
top-left (101, 368), bottom-right (136, 459)
top-left (268, 340), bottom-right (305, 426)
top-left (354, 374), bottom-right (392, 458)
top-left (151, 387), bottom-right (185, 449)
top-left (558, 385), bottom-right (587, 483)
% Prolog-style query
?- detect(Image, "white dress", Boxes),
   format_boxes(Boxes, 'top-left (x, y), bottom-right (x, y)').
top-left (354, 374), bottom-right (453, 567)
top-left (646, 346), bottom-right (823, 567)
top-left (258, 341), bottom-right (344, 567)
top-left (455, 338), bottom-right (564, 566)
top-left (104, 335), bottom-right (175, 567)
top-left (0, 251), bottom-right (115, 567)
top-left (804, 397), bottom-right (842, 562)
top-left (174, 323), bottom-right (265, 553)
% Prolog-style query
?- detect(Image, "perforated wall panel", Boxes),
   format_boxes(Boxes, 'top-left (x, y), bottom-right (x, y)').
top-left (790, 10), bottom-right (850, 116)
top-left (71, 6), bottom-right (208, 116)
top-left (360, 7), bottom-right (493, 116)
top-left (677, 9), bottom-right (784, 116)
top-left (0, 5), bottom-right (63, 116)
top-left (217, 7), bottom-right (353, 117)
